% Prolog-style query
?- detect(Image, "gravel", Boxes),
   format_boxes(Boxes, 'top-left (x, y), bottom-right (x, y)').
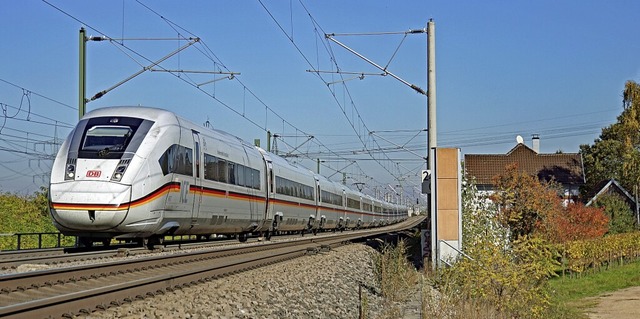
top-left (76, 243), bottom-right (409, 319)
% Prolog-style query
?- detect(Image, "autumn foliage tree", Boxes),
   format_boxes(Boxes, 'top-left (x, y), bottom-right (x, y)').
top-left (490, 163), bottom-right (564, 240)
top-left (489, 163), bottom-right (610, 243)
top-left (539, 202), bottom-right (609, 243)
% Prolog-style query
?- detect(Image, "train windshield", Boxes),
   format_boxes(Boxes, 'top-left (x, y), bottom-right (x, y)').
top-left (73, 116), bottom-right (152, 159)
top-left (82, 126), bottom-right (132, 151)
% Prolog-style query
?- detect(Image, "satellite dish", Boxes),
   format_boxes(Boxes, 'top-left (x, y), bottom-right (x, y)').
top-left (516, 135), bottom-right (524, 144)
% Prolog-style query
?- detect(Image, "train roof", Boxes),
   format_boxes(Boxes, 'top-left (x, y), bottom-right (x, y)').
top-left (84, 106), bottom-right (177, 122)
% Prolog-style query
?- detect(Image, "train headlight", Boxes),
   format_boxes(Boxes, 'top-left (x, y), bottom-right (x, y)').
top-left (65, 164), bottom-right (76, 180)
top-left (111, 159), bottom-right (131, 182)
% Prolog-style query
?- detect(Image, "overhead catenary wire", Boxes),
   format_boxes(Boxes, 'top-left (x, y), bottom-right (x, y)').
top-left (259, 0), bottom-right (425, 188)
top-left (40, 0), bottom-right (378, 186)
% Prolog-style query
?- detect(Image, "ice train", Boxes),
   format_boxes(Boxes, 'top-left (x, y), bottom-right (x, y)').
top-left (49, 106), bottom-right (408, 247)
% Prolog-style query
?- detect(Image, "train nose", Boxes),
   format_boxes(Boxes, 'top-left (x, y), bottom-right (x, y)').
top-left (49, 182), bottom-right (131, 231)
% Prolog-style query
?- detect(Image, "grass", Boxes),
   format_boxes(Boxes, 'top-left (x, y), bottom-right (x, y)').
top-left (370, 236), bottom-right (640, 319)
top-left (548, 260), bottom-right (640, 318)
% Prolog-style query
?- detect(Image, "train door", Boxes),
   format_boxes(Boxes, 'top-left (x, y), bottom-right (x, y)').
top-left (265, 161), bottom-right (274, 223)
top-left (242, 147), bottom-right (258, 226)
top-left (190, 131), bottom-right (202, 223)
top-left (315, 177), bottom-right (321, 220)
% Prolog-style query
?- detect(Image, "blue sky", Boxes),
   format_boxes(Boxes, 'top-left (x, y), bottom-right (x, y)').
top-left (1, 1), bottom-right (638, 198)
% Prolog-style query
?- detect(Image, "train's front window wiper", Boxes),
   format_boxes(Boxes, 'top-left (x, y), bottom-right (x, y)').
top-left (98, 147), bottom-right (111, 157)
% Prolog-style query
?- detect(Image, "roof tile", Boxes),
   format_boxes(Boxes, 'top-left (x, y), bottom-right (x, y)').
top-left (464, 143), bottom-right (584, 186)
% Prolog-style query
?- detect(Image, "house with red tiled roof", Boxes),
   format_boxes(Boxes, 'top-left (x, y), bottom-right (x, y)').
top-left (464, 136), bottom-right (585, 203)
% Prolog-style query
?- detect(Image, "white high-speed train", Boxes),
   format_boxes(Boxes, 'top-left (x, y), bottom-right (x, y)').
top-left (49, 106), bottom-right (408, 248)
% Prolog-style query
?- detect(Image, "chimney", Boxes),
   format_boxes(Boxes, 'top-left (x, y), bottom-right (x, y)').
top-left (532, 134), bottom-right (540, 153)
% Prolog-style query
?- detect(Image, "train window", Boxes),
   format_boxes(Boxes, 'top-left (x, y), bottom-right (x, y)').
top-left (242, 166), bottom-right (255, 189)
top-left (82, 126), bottom-right (132, 152)
top-left (236, 164), bottom-right (246, 187)
top-left (216, 159), bottom-right (228, 183)
top-left (203, 153), bottom-right (261, 190)
top-left (347, 198), bottom-right (360, 210)
top-left (228, 162), bottom-right (236, 185)
top-left (251, 168), bottom-right (260, 189)
top-left (204, 154), bottom-right (216, 181)
top-left (275, 176), bottom-right (313, 200)
top-left (204, 154), bottom-right (226, 183)
top-left (158, 144), bottom-right (193, 176)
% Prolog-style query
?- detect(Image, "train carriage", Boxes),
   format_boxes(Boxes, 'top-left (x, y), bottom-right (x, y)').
top-left (49, 106), bottom-right (409, 247)
top-left (314, 174), bottom-right (344, 231)
top-left (265, 152), bottom-right (317, 233)
top-left (344, 188), bottom-right (363, 229)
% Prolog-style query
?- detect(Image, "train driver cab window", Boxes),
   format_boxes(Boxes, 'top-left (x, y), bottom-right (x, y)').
top-left (82, 126), bottom-right (132, 152)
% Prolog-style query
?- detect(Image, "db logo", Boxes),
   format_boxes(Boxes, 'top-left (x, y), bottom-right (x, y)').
top-left (86, 170), bottom-right (102, 178)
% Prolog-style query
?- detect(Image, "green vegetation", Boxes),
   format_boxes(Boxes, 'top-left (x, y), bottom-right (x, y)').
top-left (368, 81), bottom-right (640, 318)
top-left (371, 239), bottom-right (420, 318)
top-left (552, 260), bottom-right (640, 303)
top-left (557, 232), bottom-right (640, 275)
top-left (549, 260), bottom-right (640, 318)
top-left (591, 193), bottom-right (636, 235)
top-left (0, 187), bottom-right (74, 250)
top-left (581, 80), bottom-right (640, 196)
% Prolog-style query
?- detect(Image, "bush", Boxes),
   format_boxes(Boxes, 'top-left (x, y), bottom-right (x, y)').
top-left (0, 187), bottom-right (73, 250)
top-left (559, 232), bottom-right (640, 275)
top-left (437, 236), bottom-right (557, 318)
top-left (372, 239), bottom-right (419, 302)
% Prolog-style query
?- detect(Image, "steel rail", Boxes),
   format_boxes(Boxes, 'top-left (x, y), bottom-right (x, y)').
top-left (0, 216), bottom-right (424, 318)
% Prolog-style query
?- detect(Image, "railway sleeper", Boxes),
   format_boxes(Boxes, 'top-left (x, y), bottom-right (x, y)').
top-left (306, 247), bottom-right (319, 255)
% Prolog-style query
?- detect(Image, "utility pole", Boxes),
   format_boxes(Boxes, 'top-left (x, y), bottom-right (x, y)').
top-left (427, 19), bottom-right (437, 156)
top-left (77, 28), bottom-right (216, 121)
top-left (267, 130), bottom-right (272, 152)
top-left (79, 28), bottom-right (86, 120)
top-left (427, 19), bottom-right (437, 269)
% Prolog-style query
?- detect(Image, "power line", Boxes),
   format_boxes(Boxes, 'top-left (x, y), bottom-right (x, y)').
top-left (0, 78), bottom-right (76, 111)
top-left (258, 0), bottom-right (413, 185)
top-left (41, 0), bottom-right (377, 185)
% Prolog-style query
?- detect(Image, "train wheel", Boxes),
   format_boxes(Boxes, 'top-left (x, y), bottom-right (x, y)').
top-left (144, 236), bottom-right (164, 250)
top-left (265, 231), bottom-right (272, 241)
top-left (238, 233), bottom-right (248, 243)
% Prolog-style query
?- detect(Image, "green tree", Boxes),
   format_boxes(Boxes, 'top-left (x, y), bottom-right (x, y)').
top-left (591, 193), bottom-right (636, 234)
top-left (581, 80), bottom-right (640, 195)
top-left (461, 175), bottom-right (507, 251)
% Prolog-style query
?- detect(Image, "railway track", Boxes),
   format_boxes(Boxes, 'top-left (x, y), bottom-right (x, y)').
top-left (0, 216), bottom-right (424, 318)
top-left (0, 234), bottom-right (306, 272)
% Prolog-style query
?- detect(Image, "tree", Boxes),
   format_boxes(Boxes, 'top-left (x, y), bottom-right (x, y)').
top-left (538, 202), bottom-right (608, 243)
top-left (446, 176), bottom-right (557, 318)
top-left (490, 163), bottom-right (564, 241)
top-left (461, 175), bottom-right (508, 251)
top-left (581, 80), bottom-right (640, 195)
top-left (591, 193), bottom-right (636, 234)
